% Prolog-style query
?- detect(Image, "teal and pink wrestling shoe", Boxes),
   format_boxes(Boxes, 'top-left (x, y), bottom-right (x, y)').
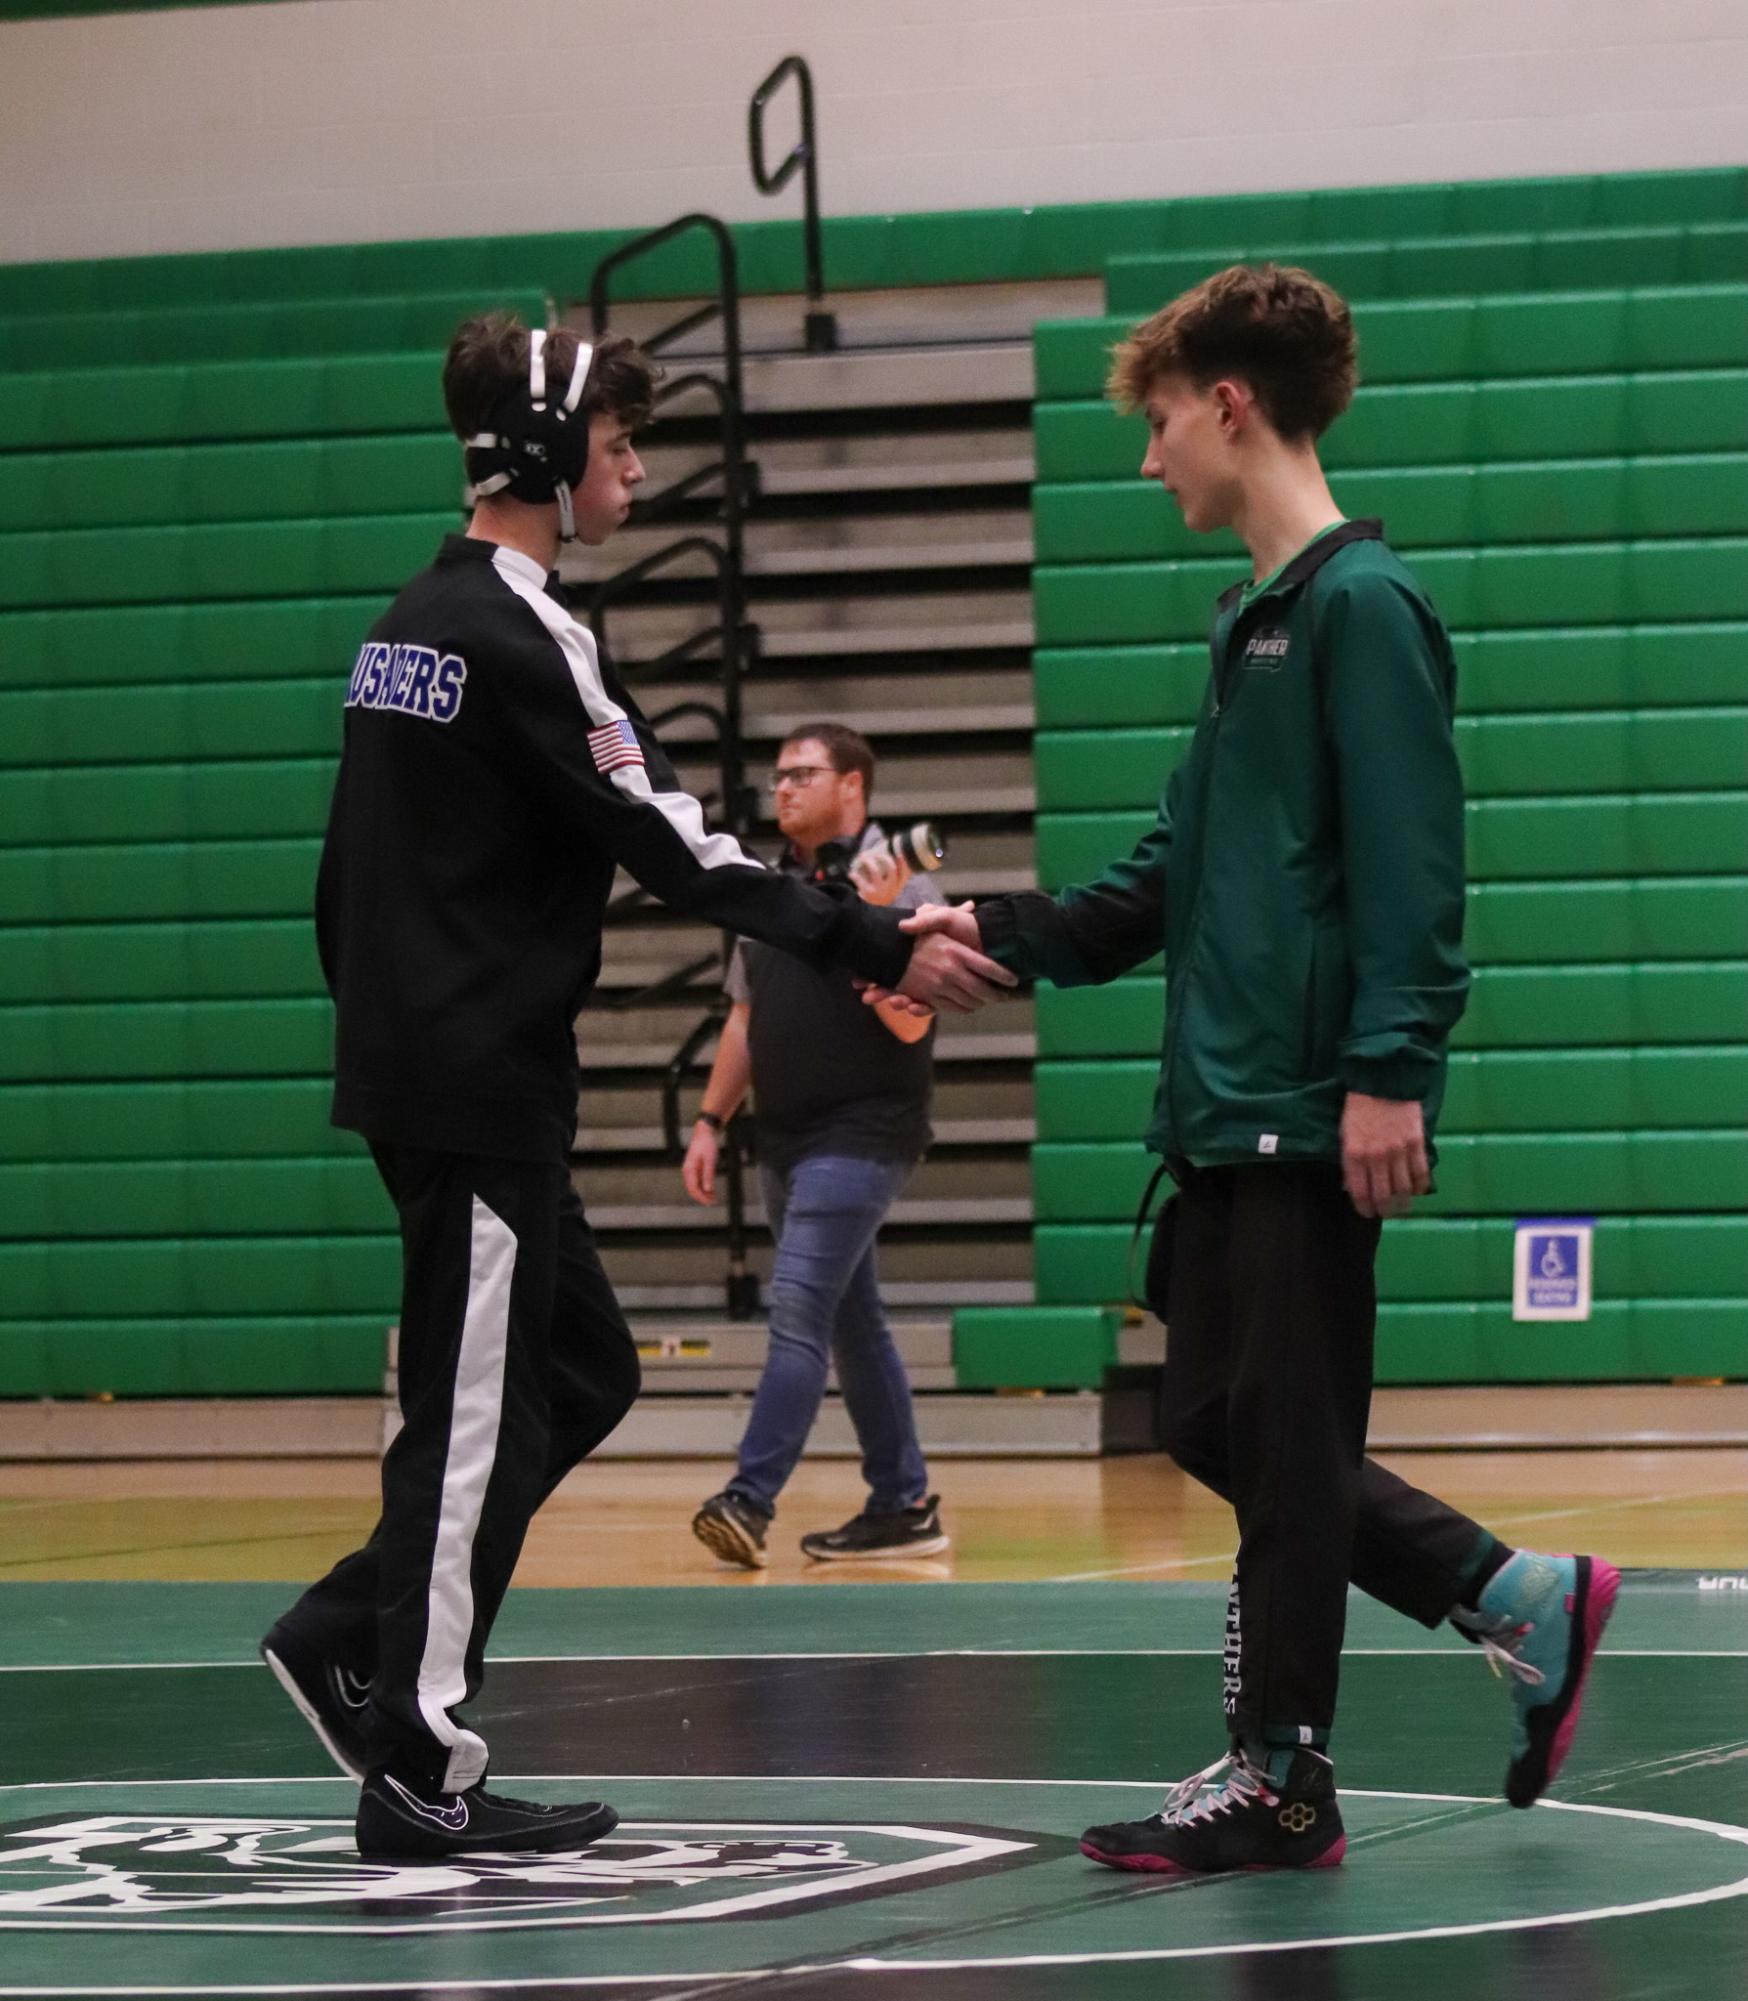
top-left (1452, 1550), bottom-right (1620, 1807)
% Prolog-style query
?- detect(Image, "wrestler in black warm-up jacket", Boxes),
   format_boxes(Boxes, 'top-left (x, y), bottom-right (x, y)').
top-left (317, 534), bottom-right (913, 1164)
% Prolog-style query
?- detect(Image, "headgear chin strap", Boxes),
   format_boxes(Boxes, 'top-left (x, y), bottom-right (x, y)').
top-left (464, 329), bottom-right (596, 541)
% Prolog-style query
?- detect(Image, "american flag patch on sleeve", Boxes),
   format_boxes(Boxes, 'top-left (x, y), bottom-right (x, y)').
top-left (588, 717), bottom-right (645, 776)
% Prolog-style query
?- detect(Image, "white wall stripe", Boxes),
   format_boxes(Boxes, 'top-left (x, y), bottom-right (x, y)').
top-left (5, 1), bottom-right (1740, 267)
top-left (490, 547), bottom-right (754, 875)
top-left (413, 1191), bottom-right (516, 1794)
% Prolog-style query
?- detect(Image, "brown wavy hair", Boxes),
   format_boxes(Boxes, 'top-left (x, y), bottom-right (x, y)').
top-left (442, 312), bottom-right (658, 442)
top-left (1107, 263), bottom-right (1357, 442)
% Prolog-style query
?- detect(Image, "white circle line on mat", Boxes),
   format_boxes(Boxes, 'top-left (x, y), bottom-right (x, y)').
top-left (0, 1778), bottom-right (1743, 1988)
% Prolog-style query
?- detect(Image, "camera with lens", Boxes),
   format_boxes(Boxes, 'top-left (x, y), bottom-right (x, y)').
top-left (809, 821), bottom-right (947, 895)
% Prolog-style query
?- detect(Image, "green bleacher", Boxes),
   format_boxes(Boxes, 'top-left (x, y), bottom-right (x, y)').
top-left (967, 170), bottom-right (1748, 1391)
top-left (4, 166), bottom-right (1745, 1398)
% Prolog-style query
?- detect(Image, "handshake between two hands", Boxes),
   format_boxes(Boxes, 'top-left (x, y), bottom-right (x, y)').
top-left (860, 902), bottom-right (1016, 1017)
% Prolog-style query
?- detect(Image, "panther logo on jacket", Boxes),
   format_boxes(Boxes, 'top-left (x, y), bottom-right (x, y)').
top-left (1241, 628), bottom-right (1292, 670)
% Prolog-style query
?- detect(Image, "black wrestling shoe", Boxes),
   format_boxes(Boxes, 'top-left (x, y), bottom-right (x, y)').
top-left (800, 1494), bottom-right (949, 1562)
top-left (692, 1489), bottom-right (771, 1569)
top-left (260, 1621), bottom-right (372, 1782)
top-left (1080, 1747), bottom-right (1345, 1875)
top-left (356, 1769), bottom-right (618, 1861)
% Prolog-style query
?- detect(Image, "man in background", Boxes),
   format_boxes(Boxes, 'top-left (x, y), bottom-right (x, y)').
top-left (684, 725), bottom-right (949, 1569)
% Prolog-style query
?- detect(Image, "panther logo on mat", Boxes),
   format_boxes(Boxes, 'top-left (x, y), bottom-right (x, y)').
top-left (0, 1814), bottom-right (1030, 1933)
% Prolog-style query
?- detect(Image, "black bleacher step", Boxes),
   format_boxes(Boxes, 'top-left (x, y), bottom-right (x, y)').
top-left (576, 586), bottom-right (1034, 662)
top-left (617, 1279), bottom-right (1033, 1311)
top-left (587, 947), bottom-right (1042, 993)
top-left (633, 1364), bottom-right (961, 1394)
top-left (578, 1032), bottom-right (1039, 1073)
top-left (586, 1200), bottom-right (1029, 1229)
top-left (577, 427), bottom-right (1034, 503)
top-left (571, 280), bottom-right (1101, 359)
top-left (576, 1148), bottom-right (1028, 1210)
top-left (638, 668), bottom-right (1034, 740)
top-left (631, 1311), bottom-right (954, 1392)
top-left (627, 1287), bottom-right (1036, 1319)
top-left (582, 1230), bottom-right (1032, 1292)
top-left (577, 996), bottom-right (1038, 1074)
top-left (603, 824), bottom-right (1038, 898)
top-left (664, 741), bottom-right (1035, 814)
top-left (556, 283), bottom-right (1048, 1336)
top-left (572, 508), bottom-right (1035, 580)
top-left (577, 1071), bottom-right (1036, 1145)
top-left (739, 345), bottom-right (1036, 415)
top-left (591, 1392), bottom-right (1101, 1459)
top-left (577, 1116), bottom-right (1037, 1153)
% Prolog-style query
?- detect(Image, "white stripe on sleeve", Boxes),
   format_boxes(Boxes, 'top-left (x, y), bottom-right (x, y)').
top-left (491, 548), bottom-right (757, 875)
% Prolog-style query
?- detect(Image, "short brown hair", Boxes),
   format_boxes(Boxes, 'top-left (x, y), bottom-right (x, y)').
top-left (1107, 263), bottom-right (1357, 442)
top-left (442, 312), bottom-right (659, 442)
top-left (783, 722), bottom-right (875, 803)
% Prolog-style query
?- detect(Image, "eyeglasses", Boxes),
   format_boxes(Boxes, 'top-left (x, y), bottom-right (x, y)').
top-left (766, 765), bottom-right (834, 792)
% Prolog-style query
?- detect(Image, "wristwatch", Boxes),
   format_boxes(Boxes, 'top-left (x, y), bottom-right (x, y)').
top-left (697, 1110), bottom-right (726, 1134)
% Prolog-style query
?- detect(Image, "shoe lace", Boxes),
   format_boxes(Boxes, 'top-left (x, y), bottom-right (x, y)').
top-left (1452, 1609), bottom-right (1547, 1689)
top-left (1153, 1752), bottom-right (1277, 1828)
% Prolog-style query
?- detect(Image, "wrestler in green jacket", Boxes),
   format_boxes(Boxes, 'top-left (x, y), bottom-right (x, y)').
top-left (977, 518), bottom-right (1470, 1169)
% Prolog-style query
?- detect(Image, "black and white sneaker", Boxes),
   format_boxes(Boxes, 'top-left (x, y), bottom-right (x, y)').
top-left (800, 1494), bottom-right (949, 1563)
top-left (1080, 1747), bottom-right (1345, 1876)
top-left (357, 1769), bottom-right (618, 1861)
top-left (692, 1490), bottom-right (771, 1569)
top-left (260, 1621), bottom-right (373, 1782)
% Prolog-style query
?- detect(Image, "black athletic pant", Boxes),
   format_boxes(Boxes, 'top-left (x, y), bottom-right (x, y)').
top-left (280, 1143), bottom-right (640, 1790)
top-left (1156, 1161), bottom-right (1489, 1752)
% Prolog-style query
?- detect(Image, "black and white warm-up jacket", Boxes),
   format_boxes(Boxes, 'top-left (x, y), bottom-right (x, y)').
top-left (316, 535), bottom-right (913, 1163)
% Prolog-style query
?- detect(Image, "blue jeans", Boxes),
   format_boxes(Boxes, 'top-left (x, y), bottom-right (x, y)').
top-left (729, 1153), bottom-right (929, 1518)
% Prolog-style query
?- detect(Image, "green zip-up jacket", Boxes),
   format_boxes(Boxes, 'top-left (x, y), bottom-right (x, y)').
top-left (979, 519), bottom-right (1469, 1168)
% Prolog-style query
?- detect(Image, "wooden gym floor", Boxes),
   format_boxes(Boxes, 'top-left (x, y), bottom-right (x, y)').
top-left (0, 1398), bottom-right (1742, 1584)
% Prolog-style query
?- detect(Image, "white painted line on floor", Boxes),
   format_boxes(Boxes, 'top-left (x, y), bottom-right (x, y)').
top-left (0, 1782), bottom-right (1742, 1990)
top-left (1484, 1486), bottom-right (1748, 1531)
top-left (1043, 1551), bottom-right (1236, 1583)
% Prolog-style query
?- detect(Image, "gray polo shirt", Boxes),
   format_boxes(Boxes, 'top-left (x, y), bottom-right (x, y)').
top-left (726, 822), bottom-right (943, 1172)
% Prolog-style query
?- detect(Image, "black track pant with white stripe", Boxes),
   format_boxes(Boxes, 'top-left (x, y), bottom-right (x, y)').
top-left (1155, 1161), bottom-right (1491, 1752)
top-left (279, 1143), bottom-right (641, 1790)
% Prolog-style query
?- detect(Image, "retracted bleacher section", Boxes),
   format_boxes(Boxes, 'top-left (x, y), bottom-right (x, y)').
top-left (979, 167), bottom-right (1748, 1390)
top-left (3, 167), bottom-right (1744, 1406)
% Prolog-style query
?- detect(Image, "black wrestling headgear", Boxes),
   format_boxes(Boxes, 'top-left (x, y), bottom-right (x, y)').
top-left (462, 328), bottom-right (595, 541)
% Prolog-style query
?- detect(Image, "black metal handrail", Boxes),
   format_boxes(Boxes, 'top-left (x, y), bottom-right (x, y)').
top-left (587, 218), bottom-right (750, 655)
top-left (589, 212), bottom-right (743, 368)
top-left (583, 210), bottom-right (765, 1317)
top-left (661, 1007), bottom-right (727, 1159)
top-left (585, 215), bottom-right (754, 838)
top-left (587, 948), bottom-right (720, 1016)
top-left (749, 55), bottom-right (836, 353)
top-left (632, 370), bottom-right (762, 524)
top-left (585, 536), bottom-right (753, 832)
